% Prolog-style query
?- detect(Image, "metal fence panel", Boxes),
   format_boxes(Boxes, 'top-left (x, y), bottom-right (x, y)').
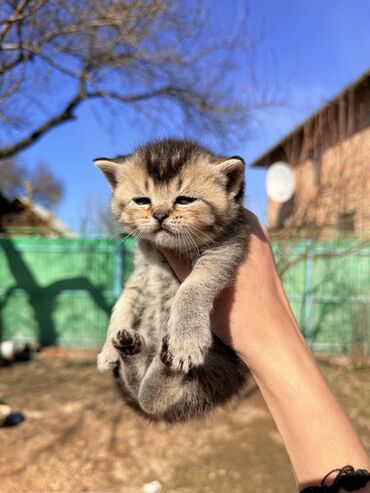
top-left (0, 236), bottom-right (135, 347)
top-left (0, 236), bottom-right (369, 353)
top-left (273, 240), bottom-right (370, 353)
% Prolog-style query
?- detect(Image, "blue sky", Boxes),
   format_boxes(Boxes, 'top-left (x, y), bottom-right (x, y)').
top-left (14, 0), bottom-right (370, 229)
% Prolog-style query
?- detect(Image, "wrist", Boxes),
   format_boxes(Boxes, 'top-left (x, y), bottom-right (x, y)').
top-left (243, 320), bottom-right (370, 486)
top-left (234, 303), bottom-right (305, 372)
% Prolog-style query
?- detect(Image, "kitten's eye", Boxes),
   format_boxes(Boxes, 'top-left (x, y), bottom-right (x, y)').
top-left (175, 195), bottom-right (197, 205)
top-left (132, 197), bottom-right (151, 206)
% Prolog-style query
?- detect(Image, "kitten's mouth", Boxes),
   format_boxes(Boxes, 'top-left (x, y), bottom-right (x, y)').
top-left (154, 225), bottom-right (173, 236)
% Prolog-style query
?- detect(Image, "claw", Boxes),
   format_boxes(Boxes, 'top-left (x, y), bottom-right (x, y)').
top-left (160, 335), bottom-right (173, 367)
top-left (160, 350), bottom-right (173, 367)
top-left (112, 329), bottom-right (142, 355)
top-left (160, 334), bottom-right (209, 372)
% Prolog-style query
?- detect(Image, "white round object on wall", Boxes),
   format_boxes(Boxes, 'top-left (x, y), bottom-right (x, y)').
top-left (266, 161), bottom-right (295, 203)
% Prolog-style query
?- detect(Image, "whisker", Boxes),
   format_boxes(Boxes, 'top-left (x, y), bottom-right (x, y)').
top-left (187, 224), bottom-right (212, 239)
top-left (187, 225), bottom-right (213, 244)
top-left (185, 226), bottom-right (209, 246)
top-left (183, 228), bottom-right (198, 255)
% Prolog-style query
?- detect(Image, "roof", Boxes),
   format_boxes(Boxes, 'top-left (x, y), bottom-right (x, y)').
top-left (250, 67), bottom-right (370, 167)
top-left (18, 196), bottom-right (72, 235)
top-left (0, 192), bottom-right (72, 236)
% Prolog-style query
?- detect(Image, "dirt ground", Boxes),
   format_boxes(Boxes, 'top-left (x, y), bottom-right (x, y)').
top-left (0, 355), bottom-right (369, 493)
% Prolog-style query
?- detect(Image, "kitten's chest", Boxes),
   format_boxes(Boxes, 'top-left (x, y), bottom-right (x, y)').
top-left (135, 243), bottom-right (182, 335)
top-left (136, 242), bottom-right (181, 304)
top-left (145, 261), bottom-right (179, 305)
top-left (135, 261), bottom-right (178, 341)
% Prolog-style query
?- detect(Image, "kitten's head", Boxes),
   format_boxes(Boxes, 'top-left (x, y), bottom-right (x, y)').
top-left (94, 139), bottom-right (244, 251)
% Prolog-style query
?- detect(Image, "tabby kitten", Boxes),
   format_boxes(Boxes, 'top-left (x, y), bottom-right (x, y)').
top-left (95, 139), bottom-right (250, 421)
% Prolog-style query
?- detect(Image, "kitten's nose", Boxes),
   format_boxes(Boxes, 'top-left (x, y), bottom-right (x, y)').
top-left (153, 210), bottom-right (169, 224)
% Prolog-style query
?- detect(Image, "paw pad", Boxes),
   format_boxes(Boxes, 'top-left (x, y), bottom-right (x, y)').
top-left (112, 329), bottom-right (142, 356)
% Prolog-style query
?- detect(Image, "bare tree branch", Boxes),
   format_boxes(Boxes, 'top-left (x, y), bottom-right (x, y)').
top-left (0, 91), bottom-right (83, 158)
top-left (0, 155), bottom-right (63, 207)
top-left (0, 0), bottom-right (280, 158)
top-left (0, 0), bottom-right (32, 44)
top-left (0, 84), bottom-right (225, 157)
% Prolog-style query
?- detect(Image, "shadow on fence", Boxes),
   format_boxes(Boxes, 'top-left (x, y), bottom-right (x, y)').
top-left (0, 235), bottom-right (369, 355)
top-left (0, 237), bottom-right (131, 347)
top-left (274, 239), bottom-right (370, 356)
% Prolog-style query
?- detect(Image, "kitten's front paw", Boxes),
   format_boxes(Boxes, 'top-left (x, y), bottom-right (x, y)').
top-left (160, 330), bottom-right (212, 373)
top-left (97, 342), bottom-right (119, 372)
top-left (112, 329), bottom-right (143, 356)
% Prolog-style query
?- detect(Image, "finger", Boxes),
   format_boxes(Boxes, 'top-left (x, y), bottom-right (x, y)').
top-left (160, 248), bottom-right (192, 282)
top-left (244, 209), bottom-right (270, 243)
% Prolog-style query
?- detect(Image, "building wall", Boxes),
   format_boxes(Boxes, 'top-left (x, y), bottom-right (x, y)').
top-left (268, 116), bottom-right (370, 237)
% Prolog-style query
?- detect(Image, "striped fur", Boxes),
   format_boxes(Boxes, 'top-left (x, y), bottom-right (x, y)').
top-left (95, 139), bottom-right (250, 421)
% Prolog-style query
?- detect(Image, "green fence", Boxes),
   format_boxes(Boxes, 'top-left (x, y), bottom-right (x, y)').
top-left (274, 240), bottom-right (370, 353)
top-left (0, 236), bottom-right (134, 347)
top-left (0, 236), bottom-right (369, 353)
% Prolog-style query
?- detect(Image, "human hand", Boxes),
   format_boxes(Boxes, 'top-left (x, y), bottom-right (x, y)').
top-left (160, 209), bottom-right (300, 367)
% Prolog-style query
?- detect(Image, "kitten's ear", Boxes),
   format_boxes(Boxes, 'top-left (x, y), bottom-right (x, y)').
top-left (94, 158), bottom-right (119, 189)
top-left (217, 156), bottom-right (245, 199)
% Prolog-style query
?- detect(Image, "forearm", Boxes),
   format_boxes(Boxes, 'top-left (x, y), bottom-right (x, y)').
top-left (240, 312), bottom-right (370, 490)
top-left (162, 211), bottom-right (370, 491)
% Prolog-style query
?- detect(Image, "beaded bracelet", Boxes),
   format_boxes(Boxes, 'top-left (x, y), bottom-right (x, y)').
top-left (300, 465), bottom-right (370, 492)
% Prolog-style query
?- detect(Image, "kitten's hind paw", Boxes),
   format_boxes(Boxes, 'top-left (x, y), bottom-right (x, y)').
top-left (112, 329), bottom-right (143, 356)
top-left (97, 344), bottom-right (119, 372)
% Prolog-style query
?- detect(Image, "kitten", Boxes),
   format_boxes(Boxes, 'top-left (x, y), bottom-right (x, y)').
top-left (95, 139), bottom-right (250, 421)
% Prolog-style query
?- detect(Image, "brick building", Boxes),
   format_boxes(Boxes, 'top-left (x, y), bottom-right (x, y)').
top-left (251, 70), bottom-right (370, 238)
